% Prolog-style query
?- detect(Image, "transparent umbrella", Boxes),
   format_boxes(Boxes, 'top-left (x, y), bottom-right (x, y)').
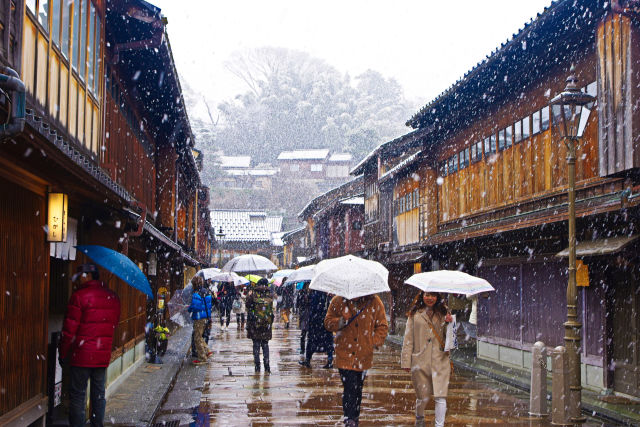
top-left (309, 255), bottom-right (389, 299)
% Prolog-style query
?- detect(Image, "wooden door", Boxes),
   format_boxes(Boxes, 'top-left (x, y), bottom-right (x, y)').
top-left (612, 270), bottom-right (640, 397)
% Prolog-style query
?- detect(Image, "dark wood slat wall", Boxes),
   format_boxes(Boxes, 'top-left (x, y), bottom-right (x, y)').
top-left (0, 177), bottom-right (48, 416)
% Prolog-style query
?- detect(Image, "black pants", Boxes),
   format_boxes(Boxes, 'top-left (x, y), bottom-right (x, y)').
top-left (305, 343), bottom-right (333, 364)
top-left (236, 313), bottom-right (245, 324)
top-left (339, 369), bottom-right (366, 422)
top-left (300, 330), bottom-right (307, 352)
top-left (252, 339), bottom-right (269, 367)
top-left (220, 304), bottom-right (232, 326)
top-left (69, 366), bottom-right (106, 427)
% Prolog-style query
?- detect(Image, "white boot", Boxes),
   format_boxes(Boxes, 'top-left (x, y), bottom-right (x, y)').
top-left (434, 397), bottom-right (446, 427)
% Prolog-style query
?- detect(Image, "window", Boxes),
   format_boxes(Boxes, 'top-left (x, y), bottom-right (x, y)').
top-left (541, 106), bottom-right (550, 131)
top-left (471, 141), bottom-right (482, 162)
top-left (498, 129), bottom-right (506, 151)
top-left (27, 0), bottom-right (36, 13)
top-left (532, 110), bottom-right (541, 134)
top-left (490, 134), bottom-right (497, 154)
top-left (448, 155), bottom-right (458, 174)
top-left (310, 164), bottom-right (323, 172)
top-left (290, 164), bottom-right (300, 172)
top-left (38, 0), bottom-right (49, 33)
top-left (483, 136), bottom-right (491, 156)
top-left (414, 189), bottom-right (419, 208)
top-left (93, 15), bottom-right (101, 94)
top-left (407, 193), bottom-right (412, 211)
top-left (460, 148), bottom-right (469, 169)
top-left (61, 0), bottom-right (70, 58)
top-left (79, 0), bottom-right (88, 79)
top-left (52, 0), bottom-right (61, 46)
top-left (87, 4), bottom-right (95, 91)
top-left (439, 161), bottom-right (448, 177)
top-left (586, 81), bottom-right (597, 97)
top-left (522, 117), bottom-right (530, 140)
top-left (505, 125), bottom-right (512, 148)
top-left (72, 0), bottom-right (81, 71)
top-left (514, 120), bottom-right (522, 143)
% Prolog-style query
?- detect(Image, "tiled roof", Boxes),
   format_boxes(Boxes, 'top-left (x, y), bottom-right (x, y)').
top-left (219, 156), bottom-right (251, 168)
top-left (277, 149), bottom-right (330, 160)
top-left (210, 210), bottom-right (283, 242)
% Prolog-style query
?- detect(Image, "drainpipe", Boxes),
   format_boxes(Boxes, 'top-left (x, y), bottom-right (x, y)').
top-left (0, 65), bottom-right (26, 137)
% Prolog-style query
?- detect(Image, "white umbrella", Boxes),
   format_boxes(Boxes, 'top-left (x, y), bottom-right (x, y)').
top-left (209, 271), bottom-right (249, 286)
top-left (404, 270), bottom-right (495, 297)
top-left (272, 269), bottom-right (295, 278)
top-left (309, 255), bottom-right (389, 300)
top-left (284, 264), bottom-right (316, 284)
top-left (221, 254), bottom-right (278, 273)
top-left (196, 267), bottom-right (221, 280)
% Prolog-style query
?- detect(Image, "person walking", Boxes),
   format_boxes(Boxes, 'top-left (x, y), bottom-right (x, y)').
top-left (59, 263), bottom-right (121, 427)
top-left (246, 278), bottom-right (274, 373)
top-left (325, 294), bottom-right (388, 427)
top-left (279, 278), bottom-right (294, 328)
top-left (296, 282), bottom-right (310, 354)
top-left (401, 291), bottom-right (453, 427)
top-left (189, 276), bottom-right (213, 365)
top-left (233, 286), bottom-right (247, 330)
top-left (218, 280), bottom-right (236, 330)
top-left (299, 290), bottom-right (334, 369)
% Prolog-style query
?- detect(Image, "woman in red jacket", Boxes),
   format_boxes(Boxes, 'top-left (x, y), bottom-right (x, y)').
top-left (60, 264), bottom-right (121, 427)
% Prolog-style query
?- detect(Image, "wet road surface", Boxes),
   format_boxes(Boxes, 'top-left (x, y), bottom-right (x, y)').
top-left (166, 316), bottom-right (605, 426)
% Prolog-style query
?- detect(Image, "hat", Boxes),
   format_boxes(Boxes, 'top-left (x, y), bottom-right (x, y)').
top-left (72, 263), bottom-right (98, 282)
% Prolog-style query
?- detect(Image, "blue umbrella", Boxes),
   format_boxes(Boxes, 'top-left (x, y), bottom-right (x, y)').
top-left (76, 245), bottom-right (153, 299)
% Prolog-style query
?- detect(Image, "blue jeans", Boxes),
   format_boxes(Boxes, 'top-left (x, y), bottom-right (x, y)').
top-left (69, 366), bottom-right (107, 427)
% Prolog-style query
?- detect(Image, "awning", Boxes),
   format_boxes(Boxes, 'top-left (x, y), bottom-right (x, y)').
top-left (384, 250), bottom-right (425, 264)
top-left (556, 235), bottom-right (638, 258)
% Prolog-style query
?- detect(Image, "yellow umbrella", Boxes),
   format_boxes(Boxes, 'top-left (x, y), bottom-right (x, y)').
top-left (245, 274), bottom-right (263, 284)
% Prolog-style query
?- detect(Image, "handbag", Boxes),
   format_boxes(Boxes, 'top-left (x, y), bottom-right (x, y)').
top-left (232, 299), bottom-right (242, 311)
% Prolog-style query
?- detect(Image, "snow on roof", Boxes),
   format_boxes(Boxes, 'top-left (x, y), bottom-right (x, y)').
top-left (379, 150), bottom-right (422, 183)
top-left (329, 153), bottom-right (353, 162)
top-left (226, 168), bottom-right (279, 176)
top-left (340, 196), bottom-right (364, 205)
top-left (210, 210), bottom-right (283, 242)
top-left (277, 149), bottom-right (330, 160)
top-left (219, 156), bottom-right (251, 168)
top-left (270, 231), bottom-right (285, 247)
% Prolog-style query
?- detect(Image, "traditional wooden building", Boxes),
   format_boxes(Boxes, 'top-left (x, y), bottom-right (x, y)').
top-left (354, 0), bottom-right (640, 396)
top-left (0, 0), bottom-right (210, 424)
top-left (281, 226), bottom-right (311, 268)
top-left (298, 176), bottom-right (365, 263)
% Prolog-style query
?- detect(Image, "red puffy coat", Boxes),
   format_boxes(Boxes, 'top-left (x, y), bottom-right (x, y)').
top-left (60, 280), bottom-right (121, 367)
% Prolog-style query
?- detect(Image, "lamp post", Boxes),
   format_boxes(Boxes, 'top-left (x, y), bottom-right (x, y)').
top-left (215, 226), bottom-right (225, 268)
top-left (549, 65), bottom-right (595, 424)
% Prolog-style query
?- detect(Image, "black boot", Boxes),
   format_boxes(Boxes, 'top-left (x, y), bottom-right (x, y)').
top-left (264, 360), bottom-right (271, 373)
top-left (254, 362), bottom-right (260, 373)
top-left (298, 359), bottom-right (311, 368)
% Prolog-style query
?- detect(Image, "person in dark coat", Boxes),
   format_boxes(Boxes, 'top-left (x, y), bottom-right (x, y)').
top-left (217, 281), bottom-right (237, 330)
top-left (59, 263), bottom-right (121, 427)
top-left (278, 278), bottom-right (295, 328)
top-left (296, 282), bottom-right (311, 354)
top-left (299, 290), bottom-right (334, 369)
top-left (246, 278), bottom-right (274, 373)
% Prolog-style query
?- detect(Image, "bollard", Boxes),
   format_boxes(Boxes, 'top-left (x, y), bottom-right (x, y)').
top-left (529, 341), bottom-right (548, 416)
top-left (551, 346), bottom-right (572, 426)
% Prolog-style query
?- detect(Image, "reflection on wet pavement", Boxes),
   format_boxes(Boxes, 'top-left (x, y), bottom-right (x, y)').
top-left (202, 319), bottom-right (603, 426)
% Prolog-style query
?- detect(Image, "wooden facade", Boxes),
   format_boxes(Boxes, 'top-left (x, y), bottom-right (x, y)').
top-left (352, 0), bottom-right (640, 396)
top-left (0, 0), bottom-right (211, 423)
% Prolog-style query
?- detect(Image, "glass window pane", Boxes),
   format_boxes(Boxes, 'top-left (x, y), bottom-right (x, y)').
top-left (541, 106), bottom-right (550, 131)
top-left (72, 0), bottom-right (81, 71)
top-left (470, 144), bottom-right (476, 162)
top-left (52, 0), bottom-right (61, 46)
top-left (87, 4), bottom-right (95, 91)
top-left (586, 81), bottom-right (597, 97)
top-left (62, 0), bottom-right (70, 58)
top-left (484, 137), bottom-right (490, 155)
top-left (522, 117), bottom-right (530, 139)
top-left (79, 0), bottom-right (88, 80)
top-left (93, 15), bottom-right (101, 94)
top-left (498, 129), bottom-right (506, 151)
top-left (532, 110), bottom-right (541, 134)
top-left (505, 125), bottom-right (512, 148)
top-left (39, 0), bottom-right (49, 33)
top-left (514, 121), bottom-right (522, 143)
top-left (490, 134), bottom-right (497, 153)
top-left (27, 0), bottom-right (36, 13)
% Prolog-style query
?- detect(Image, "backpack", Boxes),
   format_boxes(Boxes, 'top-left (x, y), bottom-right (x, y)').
top-left (252, 294), bottom-right (273, 330)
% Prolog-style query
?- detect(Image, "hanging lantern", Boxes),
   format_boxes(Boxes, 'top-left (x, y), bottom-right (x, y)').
top-left (47, 192), bottom-right (68, 242)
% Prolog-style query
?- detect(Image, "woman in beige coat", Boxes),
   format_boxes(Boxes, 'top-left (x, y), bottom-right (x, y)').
top-left (401, 292), bottom-right (452, 427)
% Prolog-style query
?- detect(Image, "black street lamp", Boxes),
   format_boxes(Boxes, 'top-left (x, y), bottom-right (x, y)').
top-left (215, 226), bottom-right (225, 268)
top-left (549, 64), bottom-right (595, 424)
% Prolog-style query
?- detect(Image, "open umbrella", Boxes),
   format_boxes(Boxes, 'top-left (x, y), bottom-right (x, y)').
top-left (209, 272), bottom-right (249, 287)
top-left (284, 265), bottom-right (316, 285)
top-left (272, 269), bottom-right (295, 278)
top-left (221, 254), bottom-right (277, 273)
top-left (309, 255), bottom-right (389, 300)
top-left (196, 267), bottom-right (221, 280)
top-left (167, 285), bottom-right (192, 327)
top-left (76, 245), bottom-right (153, 298)
top-left (404, 270), bottom-right (495, 297)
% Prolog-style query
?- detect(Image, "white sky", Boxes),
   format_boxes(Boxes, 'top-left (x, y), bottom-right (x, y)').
top-left (153, 0), bottom-right (552, 119)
